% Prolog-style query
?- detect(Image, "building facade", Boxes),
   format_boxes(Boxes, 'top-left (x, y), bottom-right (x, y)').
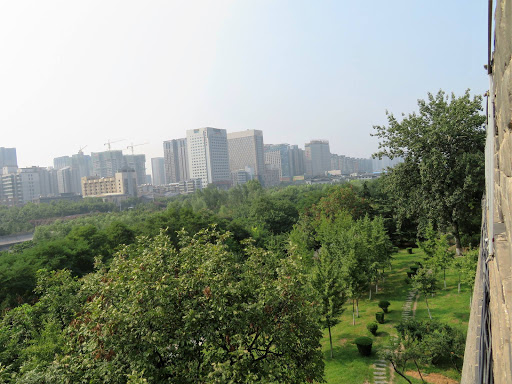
top-left (305, 140), bottom-right (331, 177)
top-left (0, 148), bottom-right (18, 169)
top-left (123, 154), bottom-right (146, 185)
top-left (151, 157), bottom-right (166, 186)
top-left (81, 169), bottom-right (137, 198)
top-left (264, 144), bottom-right (293, 182)
top-left (91, 150), bottom-right (124, 178)
top-left (186, 127), bottom-right (231, 188)
top-left (227, 130), bottom-right (265, 183)
top-left (163, 138), bottom-right (189, 184)
top-left (289, 145), bottom-right (305, 177)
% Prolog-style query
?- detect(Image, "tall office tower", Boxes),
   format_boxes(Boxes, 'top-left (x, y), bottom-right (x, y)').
top-left (163, 138), bottom-right (189, 183)
top-left (123, 154), bottom-right (146, 185)
top-left (71, 152), bottom-right (92, 177)
top-left (19, 166), bottom-right (53, 197)
top-left (18, 167), bottom-right (42, 204)
top-left (0, 173), bottom-right (22, 206)
top-left (0, 147), bottom-right (18, 168)
top-left (227, 130), bottom-right (265, 183)
top-left (304, 140), bottom-right (331, 177)
top-left (151, 157), bottom-right (166, 186)
top-left (264, 144), bottom-right (292, 181)
top-left (289, 145), bottom-right (305, 177)
top-left (186, 127), bottom-right (230, 188)
top-left (92, 150), bottom-right (124, 178)
top-left (53, 156), bottom-right (72, 170)
top-left (57, 167), bottom-right (78, 194)
top-left (47, 168), bottom-right (60, 195)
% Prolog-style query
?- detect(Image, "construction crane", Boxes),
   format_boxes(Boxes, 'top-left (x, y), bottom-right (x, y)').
top-left (127, 142), bottom-right (148, 155)
top-left (77, 145), bottom-right (87, 155)
top-left (104, 139), bottom-right (125, 151)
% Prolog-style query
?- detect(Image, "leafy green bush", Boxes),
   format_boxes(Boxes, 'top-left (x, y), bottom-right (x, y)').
top-left (378, 300), bottom-right (391, 313)
top-left (354, 336), bottom-right (373, 356)
top-left (366, 322), bottom-right (378, 335)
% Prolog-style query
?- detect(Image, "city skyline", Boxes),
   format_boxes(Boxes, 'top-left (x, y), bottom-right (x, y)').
top-left (0, 1), bottom-right (487, 169)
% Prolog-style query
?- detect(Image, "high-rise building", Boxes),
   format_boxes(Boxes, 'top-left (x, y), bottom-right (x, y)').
top-left (289, 145), bottom-right (305, 177)
top-left (231, 168), bottom-right (253, 187)
top-left (372, 156), bottom-right (403, 173)
top-left (186, 127), bottom-right (230, 188)
top-left (19, 167), bottom-right (42, 204)
top-left (163, 138), bottom-right (189, 183)
top-left (123, 154), bottom-right (146, 185)
top-left (151, 157), bottom-right (166, 186)
top-left (0, 173), bottom-right (21, 206)
top-left (92, 150), bottom-right (124, 178)
top-left (0, 147), bottom-right (18, 169)
top-left (53, 156), bottom-right (72, 170)
top-left (304, 140), bottom-right (331, 177)
top-left (264, 144), bottom-right (292, 182)
top-left (57, 167), bottom-right (77, 194)
top-left (227, 130), bottom-right (265, 183)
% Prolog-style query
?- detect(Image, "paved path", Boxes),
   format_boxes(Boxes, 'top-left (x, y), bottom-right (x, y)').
top-left (371, 288), bottom-right (418, 383)
top-left (0, 232), bottom-right (34, 251)
top-left (402, 288), bottom-right (417, 321)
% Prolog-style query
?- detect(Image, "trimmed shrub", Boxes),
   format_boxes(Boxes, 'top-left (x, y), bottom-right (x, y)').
top-left (376, 311), bottom-right (385, 324)
top-left (378, 300), bottom-right (391, 313)
top-left (367, 322), bottom-right (378, 336)
top-left (354, 336), bottom-right (373, 356)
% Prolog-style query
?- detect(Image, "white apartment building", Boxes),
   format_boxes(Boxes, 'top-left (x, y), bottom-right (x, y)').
top-left (186, 127), bottom-right (231, 188)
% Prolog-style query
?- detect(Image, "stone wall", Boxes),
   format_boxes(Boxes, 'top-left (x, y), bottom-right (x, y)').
top-left (489, 0), bottom-right (512, 382)
top-left (462, 1), bottom-right (512, 382)
top-left (494, 0), bottom-right (512, 235)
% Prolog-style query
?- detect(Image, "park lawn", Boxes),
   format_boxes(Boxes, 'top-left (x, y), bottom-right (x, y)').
top-left (322, 248), bottom-right (471, 384)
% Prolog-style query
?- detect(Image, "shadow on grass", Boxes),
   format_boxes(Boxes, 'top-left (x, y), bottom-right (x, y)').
top-left (377, 331), bottom-right (389, 337)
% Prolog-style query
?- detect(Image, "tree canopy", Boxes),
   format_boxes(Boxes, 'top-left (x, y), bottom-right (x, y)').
top-left (373, 90), bottom-right (486, 254)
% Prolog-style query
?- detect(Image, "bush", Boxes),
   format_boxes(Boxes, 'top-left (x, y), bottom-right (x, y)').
top-left (354, 336), bottom-right (373, 356)
top-left (378, 300), bottom-right (391, 313)
top-left (410, 266), bottom-right (419, 274)
top-left (407, 271), bottom-right (415, 279)
top-left (367, 322), bottom-right (378, 335)
top-left (376, 312), bottom-right (385, 324)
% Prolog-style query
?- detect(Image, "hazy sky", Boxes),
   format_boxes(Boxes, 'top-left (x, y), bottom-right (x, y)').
top-left (0, 1), bottom-right (488, 170)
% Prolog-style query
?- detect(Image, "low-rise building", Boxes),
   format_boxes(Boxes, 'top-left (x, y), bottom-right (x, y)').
top-left (81, 169), bottom-right (137, 198)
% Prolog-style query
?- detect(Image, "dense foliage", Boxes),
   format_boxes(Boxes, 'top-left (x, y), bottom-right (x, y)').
top-left (373, 90), bottom-right (486, 253)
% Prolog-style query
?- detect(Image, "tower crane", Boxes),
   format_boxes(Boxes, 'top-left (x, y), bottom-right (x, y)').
top-left (127, 142), bottom-right (149, 155)
top-left (104, 139), bottom-right (125, 151)
top-left (78, 145), bottom-right (87, 155)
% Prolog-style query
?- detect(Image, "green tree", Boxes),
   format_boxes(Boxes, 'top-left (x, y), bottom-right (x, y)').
top-left (55, 229), bottom-right (324, 383)
top-left (417, 222), bottom-right (437, 259)
top-left (310, 246), bottom-right (347, 358)
top-left (373, 90), bottom-right (486, 255)
top-left (412, 268), bottom-right (438, 320)
top-left (430, 234), bottom-right (455, 289)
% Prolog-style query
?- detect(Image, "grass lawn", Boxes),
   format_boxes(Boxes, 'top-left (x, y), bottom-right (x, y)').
top-left (322, 248), bottom-right (472, 384)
